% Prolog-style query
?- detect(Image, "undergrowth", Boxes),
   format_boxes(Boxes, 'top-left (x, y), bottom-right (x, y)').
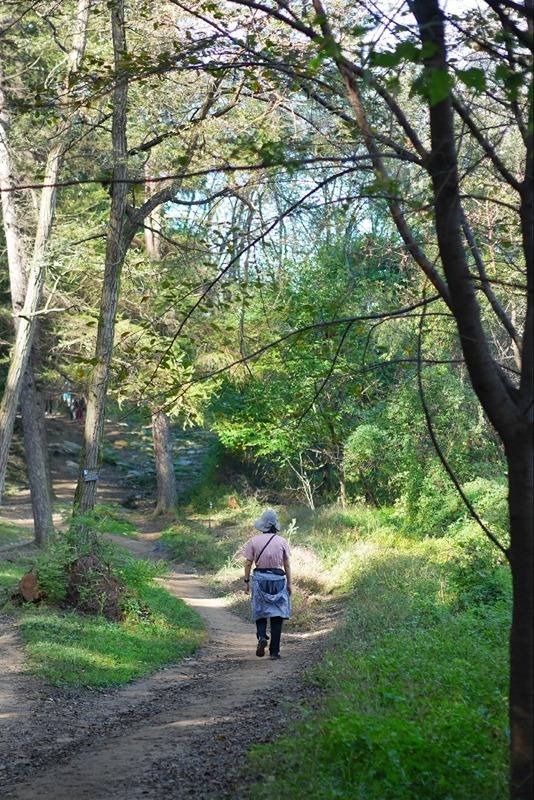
top-left (170, 488), bottom-right (510, 799)
top-left (242, 515), bottom-right (510, 800)
top-left (0, 509), bottom-right (207, 689)
top-left (18, 569), bottom-right (207, 688)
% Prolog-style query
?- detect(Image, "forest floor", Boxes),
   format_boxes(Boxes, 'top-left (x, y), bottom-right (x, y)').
top-left (0, 416), bottom-right (330, 800)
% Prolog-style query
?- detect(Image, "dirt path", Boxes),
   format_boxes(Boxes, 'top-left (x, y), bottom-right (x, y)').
top-left (0, 419), bottom-right (328, 799)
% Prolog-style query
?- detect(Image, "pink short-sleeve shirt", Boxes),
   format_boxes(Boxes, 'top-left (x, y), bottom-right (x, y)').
top-left (243, 533), bottom-right (291, 569)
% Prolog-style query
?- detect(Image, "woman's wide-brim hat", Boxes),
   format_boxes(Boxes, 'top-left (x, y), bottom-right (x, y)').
top-left (254, 509), bottom-right (281, 532)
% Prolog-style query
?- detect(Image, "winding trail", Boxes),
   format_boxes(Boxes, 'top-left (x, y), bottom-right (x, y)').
top-left (0, 419), bottom-right (328, 799)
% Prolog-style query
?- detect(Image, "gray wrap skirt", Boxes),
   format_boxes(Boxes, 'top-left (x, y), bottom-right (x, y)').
top-left (251, 569), bottom-right (291, 621)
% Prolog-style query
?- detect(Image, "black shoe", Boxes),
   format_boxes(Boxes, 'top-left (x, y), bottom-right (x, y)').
top-left (256, 638), bottom-right (268, 657)
top-left (269, 652), bottom-right (281, 660)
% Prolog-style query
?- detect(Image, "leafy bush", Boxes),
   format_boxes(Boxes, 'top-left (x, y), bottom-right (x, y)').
top-left (20, 516), bottom-right (147, 614)
top-left (68, 504), bottom-right (138, 537)
top-left (448, 524), bottom-right (510, 609)
top-left (343, 424), bottom-right (396, 505)
top-left (111, 555), bottom-right (167, 592)
top-left (32, 537), bottom-right (76, 604)
top-left (408, 477), bottom-right (508, 540)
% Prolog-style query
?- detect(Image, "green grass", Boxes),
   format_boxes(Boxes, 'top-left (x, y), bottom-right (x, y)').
top-left (244, 530), bottom-right (510, 800)
top-left (70, 504), bottom-right (139, 537)
top-left (0, 514), bottom-right (208, 689)
top-left (160, 519), bottom-right (237, 570)
top-left (18, 574), bottom-right (207, 689)
top-left (0, 518), bottom-right (33, 546)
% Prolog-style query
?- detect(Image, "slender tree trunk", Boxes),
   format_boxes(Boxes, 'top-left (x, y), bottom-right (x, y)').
top-left (0, 105), bottom-right (51, 506)
top-left (407, 4), bottom-right (533, 794)
top-left (152, 409), bottom-right (177, 515)
top-left (0, 0), bottom-right (91, 507)
top-left (0, 74), bottom-right (54, 541)
top-left (75, 0), bottom-right (129, 516)
top-left (144, 175), bottom-right (162, 260)
top-left (20, 363), bottom-right (54, 544)
top-left (506, 437), bottom-right (533, 800)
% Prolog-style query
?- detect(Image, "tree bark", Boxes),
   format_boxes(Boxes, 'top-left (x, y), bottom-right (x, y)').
top-left (506, 436), bottom-right (534, 799)
top-left (0, 0), bottom-right (91, 508)
top-left (75, 0), bottom-right (129, 516)
top-left (0, 71), bottom-right (54, 542)
top-left (152, 409), bottom-right (177, 515)
top-left (408, 3), bottom-right (533, 795)
top-left (0, 107), bottom-right (51, 506)
top-left (20, 364), bottom-right (54, 544)
top-left (144, 174), bottom-right (162, 260)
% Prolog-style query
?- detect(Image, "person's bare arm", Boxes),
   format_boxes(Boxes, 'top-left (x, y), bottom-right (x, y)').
top-left (283, 554), bottom-right (292, 595)
top-left (244, 558), bottom-right (253, 593)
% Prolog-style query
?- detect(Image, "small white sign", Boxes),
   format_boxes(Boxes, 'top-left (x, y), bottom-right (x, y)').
top-left (83, 470), bottom-right (99, 482)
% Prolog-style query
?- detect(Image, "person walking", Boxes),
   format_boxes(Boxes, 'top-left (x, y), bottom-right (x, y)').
top-left (242, 509), bottom-right (292, 660)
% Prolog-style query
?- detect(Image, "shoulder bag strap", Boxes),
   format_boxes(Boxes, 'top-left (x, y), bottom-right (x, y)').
top-left (255, 534), bottom-right (277, 567)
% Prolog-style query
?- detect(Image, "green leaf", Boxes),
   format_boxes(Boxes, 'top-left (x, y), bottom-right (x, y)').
top-left (371, 50), bottom-right (401, 68)
top-left (428, 69), bottom-right (455, 106)
top-left (371, 40), bottom-right (435, 69)
top-left (456, 68), bottom-right (486, 93)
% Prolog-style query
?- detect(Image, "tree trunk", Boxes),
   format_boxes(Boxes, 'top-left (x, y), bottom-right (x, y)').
top-left (144, 201), bottom-right (162, 260)
top-left (152, 409), bottom-right (177, 515)
top-left (75, 0), bottom-right (129, 516)
top-left (0, 283), bottom-right (42, 505)
top-left (0, 74), bottom-right (54, 541)
top-left (0, 1), bottom-right (91, 507)
top-left (20, 359), bottom-right (54, 544)
top-left (407, 4), bottom-right (533, 795)
top-left (0, 82), bottom-right (46, 506)
top-left (507, 436), bottom-right (533, 800)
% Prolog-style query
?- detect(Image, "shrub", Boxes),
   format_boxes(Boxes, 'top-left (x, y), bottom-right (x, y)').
top-left (343, 424), bottom-right (396, 505)
top-left (410, 476), bottom-right (508, 540)
top-left (448, 524), bottom-right (510, 609)
top-left (32, 538), bottom-right (75, 604)
top-left (161, 524), bottom-right (236, 570)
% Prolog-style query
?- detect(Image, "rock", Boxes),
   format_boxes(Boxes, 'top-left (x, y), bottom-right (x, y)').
top-left (121, 496), bottom-right (139, 509)
top-left (19, 571), bottom-right (41, 602)
top-left (48, 440), bottom-right (82, 455)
